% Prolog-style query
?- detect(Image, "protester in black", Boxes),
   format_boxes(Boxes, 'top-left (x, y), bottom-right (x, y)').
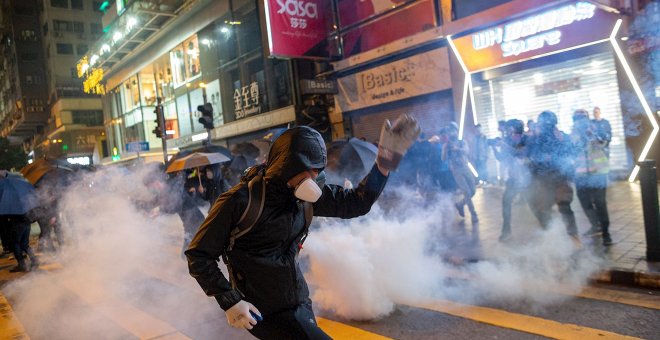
top-left (186, 117), bottom-right (419, 339)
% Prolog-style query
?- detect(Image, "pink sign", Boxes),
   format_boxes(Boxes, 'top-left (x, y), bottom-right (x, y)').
top-left (264, 0), bottom-right (333, 59)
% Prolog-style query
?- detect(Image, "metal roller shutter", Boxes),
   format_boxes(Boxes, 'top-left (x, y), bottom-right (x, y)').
top-left (473, 52), bottom-right (628, 172)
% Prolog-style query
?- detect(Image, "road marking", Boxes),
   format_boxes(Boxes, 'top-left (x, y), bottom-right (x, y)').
top-left (575, 286), bottom-right (660, 310)
top-left (54, 278), bottom-right (192, 340)
top-left (317, 317), bottom-right (391, 340)
top-left (415, 299), bottom-right (642, 340)
top-left (0, 293), bottom-right (30, 340)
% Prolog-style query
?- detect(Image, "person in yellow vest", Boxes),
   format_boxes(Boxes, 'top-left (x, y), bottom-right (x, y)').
top-left (571, 109), bottom-right (612, 246)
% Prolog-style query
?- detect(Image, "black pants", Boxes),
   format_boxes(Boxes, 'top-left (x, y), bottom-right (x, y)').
top-left (249, 303), bottom-right (331, 340)
top-left (0, 223), bottom-right (11, 252)
top-left (576, 186), bottom-right (610, 236)
top-left (525, 174), bottom-right (578, 236)
top-left (12, 221), bottom-right (36, 268)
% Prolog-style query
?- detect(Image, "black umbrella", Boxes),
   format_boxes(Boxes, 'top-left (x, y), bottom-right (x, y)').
top-left (0, 173), bottom-right (38, 215)
top-left (193, 144), bottom-right (232, 158)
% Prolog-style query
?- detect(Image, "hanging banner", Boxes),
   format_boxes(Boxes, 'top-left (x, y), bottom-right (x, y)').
top-left (336, 48), bottom-right (451, 112)
top-left (263, 0), bottom-right (333, 59)
top-left (451, 1), bottom-right (620, 72)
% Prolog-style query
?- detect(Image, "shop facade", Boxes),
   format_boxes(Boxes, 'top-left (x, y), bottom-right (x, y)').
top-left (447, 0), bottom-right (657, 179)
top-left (81, 0), bottom-right (296, 164)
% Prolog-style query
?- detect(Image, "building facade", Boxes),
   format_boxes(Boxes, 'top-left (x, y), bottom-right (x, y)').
top-left (36, 0), bottom-right (106, 165)
top-left (0, 0), bottom-right (49, 146)
top-left (78, 0), bottom-right (656, 181)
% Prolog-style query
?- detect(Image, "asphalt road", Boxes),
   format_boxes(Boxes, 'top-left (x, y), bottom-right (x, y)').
top-left (1, 250), bottom-right (658, 340)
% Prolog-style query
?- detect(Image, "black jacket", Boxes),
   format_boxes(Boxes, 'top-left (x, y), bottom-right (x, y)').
top-left (185, 126), bottom-right (387, 315)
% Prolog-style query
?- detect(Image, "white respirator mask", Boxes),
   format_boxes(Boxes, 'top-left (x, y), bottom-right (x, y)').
top-left (294, 177), bottom-right (323, 202)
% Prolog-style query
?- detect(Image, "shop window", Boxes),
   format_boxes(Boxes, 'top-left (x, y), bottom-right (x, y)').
top-left (170, 46), bottom-right (186, 87)
top-left (216, 15), bottom-right (238, 66)
top-left (272, 59), bottom-right (292, 109)
top-left (234, 1), bottom-right (261, 55)
top-left (205, 79), bottom-right (224, 127)
top-left (51, 0), bottom-right (68, 9)
top-left (139, 71), bottom-right (157, 107)
top-left (184, 36), bottom-right (201, 81)
top-left (71, 0), bottom-right (82, 10)
top-left (189, 88), bottom-right (205, 132)
top-left (77, 44), bottom-right (88, 55)
top-left (56, 43), bottom-right (74, 55)
top-left (176, 94), bottom-right (192, 136)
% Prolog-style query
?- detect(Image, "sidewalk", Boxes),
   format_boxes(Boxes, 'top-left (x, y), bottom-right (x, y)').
top-left (471, 180), bottom-right (660, 288)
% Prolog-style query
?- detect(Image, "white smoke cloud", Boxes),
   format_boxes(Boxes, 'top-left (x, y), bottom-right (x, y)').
top-left (4, 164), bottom-right (249, 339)
top-left (303, 186), bottom-right (603, 320)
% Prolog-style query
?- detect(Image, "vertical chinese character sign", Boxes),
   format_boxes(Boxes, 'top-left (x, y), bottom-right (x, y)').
top-left (234, 81), bottom-right (262, 119)
top-left (264, 0), bottom-right (332, 59)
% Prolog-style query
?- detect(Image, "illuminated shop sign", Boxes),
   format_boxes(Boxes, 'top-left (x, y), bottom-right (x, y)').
top-left (234, 81), bottom-right (261, 119)
top-left (472, 2), bottom-right (596, 57)
top-left (451, 2), bottom-right (619, 72)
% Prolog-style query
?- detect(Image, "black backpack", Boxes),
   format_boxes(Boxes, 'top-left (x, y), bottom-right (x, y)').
top-left (222, 167), bottom-right (314, 289)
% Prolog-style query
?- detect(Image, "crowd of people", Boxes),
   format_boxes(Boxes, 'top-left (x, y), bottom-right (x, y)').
top-left (393, 106), bottom-right (613, 246)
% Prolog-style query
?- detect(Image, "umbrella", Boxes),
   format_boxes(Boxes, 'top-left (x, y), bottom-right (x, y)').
top-left (193, 144), bottom-right (232, 158)
top-left (339, 137), bottom-right (378, 174)
top-left (0, 173), bottom-right (38, 215)
top-left (20, 158), bottom-right (74, 185)
top-left (165, 152), bottom-right (231, 174)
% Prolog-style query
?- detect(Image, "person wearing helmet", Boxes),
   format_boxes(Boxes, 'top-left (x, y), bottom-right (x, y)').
top-left (525, 111), bottom-right (579, 240)
top-left (493, 119), bottom-right (531, 241)
top-left (571, 109), bottom-right (612, 246)
top-left (185, 116), bottom-right (420, 339)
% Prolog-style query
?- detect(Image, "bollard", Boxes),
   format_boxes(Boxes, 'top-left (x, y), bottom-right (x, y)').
top-left (638, 160), bottom-right (660, 262)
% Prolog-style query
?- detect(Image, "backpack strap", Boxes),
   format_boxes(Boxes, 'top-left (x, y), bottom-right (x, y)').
top-left (226, 172), bottom-right (266, 252)
top-left (295, 202), bottom-right (314, 252)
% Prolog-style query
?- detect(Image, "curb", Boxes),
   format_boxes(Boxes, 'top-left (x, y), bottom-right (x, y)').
top-left (592, 268), bottom-right (660, 289)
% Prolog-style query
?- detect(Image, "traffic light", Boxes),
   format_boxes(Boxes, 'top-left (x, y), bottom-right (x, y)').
top-left (152, 104), bottom-right (164, 138)
top-left (198, 103), bottom-right (214, 130)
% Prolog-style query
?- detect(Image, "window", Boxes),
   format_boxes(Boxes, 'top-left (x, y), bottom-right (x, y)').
top-left (70, 68), bottom-right (78, 78)
top-left (20, 30), bottom-right (37, 41)
top-left (56, 43), bottom-right (74, 55)
top-left (54, 20), bottom-right (72, 32)
top-left (76, 44), bottom-right (88, 55)
top-left (51, 0), bottom-right (68, 8)
top-left (26, 75), bottom-right (33, 85)
top-left (43, 23), bottom-right (49, 36)
top-left (170, 46), bottom-right (186, 87)
top-left (71, 0), bottom-right (82, 9)
top-left (184, 36), bottom-right (201, 80)
top-left (73, 21), bottom-right (84, 33)
top-left (72, 110), bottom-right (103, 126)
top-left (90, 23), bottom-right (102, 35)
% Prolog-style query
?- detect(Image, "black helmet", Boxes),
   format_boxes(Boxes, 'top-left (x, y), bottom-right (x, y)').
top-left (537, 111), bottom-right (558, 128)
top-left (506, 119), bottom-right (524, 134)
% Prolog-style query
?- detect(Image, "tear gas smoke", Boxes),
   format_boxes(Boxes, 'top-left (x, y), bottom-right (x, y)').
top-left (303, 186), bottom-right (603, 321)
top-left (4, 164), bottom-right (248, 339)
